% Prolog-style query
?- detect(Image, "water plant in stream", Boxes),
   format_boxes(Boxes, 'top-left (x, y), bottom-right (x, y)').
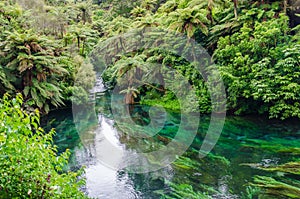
top-left (240, 133), bottom-right (300, 198)
top-left (156, 182), bottom-right (213, 199)
top-left (241, 186), bottom-right (261, 199)
top-left (241, 157), bottom-right (300, 198)
top-left (172, 156), bottom-right (201, 170)
top-left (240, 138), bottom-right (300, 156)
top-left (242, 160), bottom-right (300, 176)
top-left (251, 176), bottom-right (300, 198)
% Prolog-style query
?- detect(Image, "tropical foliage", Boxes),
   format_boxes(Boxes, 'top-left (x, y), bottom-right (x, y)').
top-left (214, 14), bottom-right (300, 119)
top-left (0, 94), bottom-right (87, 198)
top-left (0, 0), bottom-right (300, 197)
top-left (0, 0), bottom-right (97, 113)
top-left (96, 0), bottom-right (299, 120)
top-left (0, 0), bottom-right (299, 119)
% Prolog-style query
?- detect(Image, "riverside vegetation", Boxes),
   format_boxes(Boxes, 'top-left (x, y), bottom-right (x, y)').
top-left (0, 0), bottom-right (299, 198)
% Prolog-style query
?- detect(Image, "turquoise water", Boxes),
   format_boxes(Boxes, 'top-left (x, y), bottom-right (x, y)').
top-left (43, 95), bottom-right (300, 198)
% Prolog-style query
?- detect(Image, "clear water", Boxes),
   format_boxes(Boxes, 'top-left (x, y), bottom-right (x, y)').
top-left (43, 94), bottom-right (300, 198)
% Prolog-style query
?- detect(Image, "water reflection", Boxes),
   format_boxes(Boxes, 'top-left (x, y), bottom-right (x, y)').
top-left (45, 103), bottom-right (300, 198)
top-left (85, 164), bottom-right (140, 199)
top-left (72, 114), bottom-right (138, 198)
top-left (73, 113), bottom-right (176, 198)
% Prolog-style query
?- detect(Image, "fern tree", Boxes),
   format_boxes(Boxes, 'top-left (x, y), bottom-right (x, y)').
top-left (67, 23), bottom-right (99, 56)
top-left (157, 0), bottom-right (209, 38)
top-left (76, 0), bottom-right (94, 24)
top-left (0, 30), bottom-right (70, 113)
top-left (104, 54), bottom-right (149, 104)
top-left (167, 5), bottom-right (209, 38)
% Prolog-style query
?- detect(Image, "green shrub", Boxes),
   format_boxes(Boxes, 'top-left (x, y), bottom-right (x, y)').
top-left (0, 94), bottom-right (88, 198)
top-left (215, 14), bottom-right (300, 119)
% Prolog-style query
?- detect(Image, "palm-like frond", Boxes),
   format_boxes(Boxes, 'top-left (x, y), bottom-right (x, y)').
top-left (168, 7), bottom-right (209, 38)
top-left (1, 30), bottom-right (69, 112)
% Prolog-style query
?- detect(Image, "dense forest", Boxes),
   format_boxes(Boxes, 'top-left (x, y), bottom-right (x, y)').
top-left (0, 0), bottom-right (299, 119)
top-left (0, 0), bottom-right (299, 198)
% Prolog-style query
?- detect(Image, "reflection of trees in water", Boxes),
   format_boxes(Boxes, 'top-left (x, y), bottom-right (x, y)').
top-left (72, 103), bottom-right (98, 166)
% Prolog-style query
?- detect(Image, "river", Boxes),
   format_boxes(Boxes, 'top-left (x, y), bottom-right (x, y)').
top-left (42, 91), bottom-right (300, 199)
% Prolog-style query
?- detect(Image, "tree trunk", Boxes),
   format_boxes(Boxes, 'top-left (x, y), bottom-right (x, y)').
top-left (82, 10), bottom-right (86, 24)
top-left (233, 0), bottom-right (238, 20)
top-left (207, 0), bottom-right (214, 24)
top-left (77, 36), bottom-right (80, 51)
top-left (124, 93), bottom-right (135, 104)
top-left (23, 70), bottom-right (33, 87)
top-left (284, 0), bottom-right (287, 14)
top-left (81, 39), bottom-right (85, 55)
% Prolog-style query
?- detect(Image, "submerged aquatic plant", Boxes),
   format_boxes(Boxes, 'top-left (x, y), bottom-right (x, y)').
top-left (242, 161), bottom-right (300, 176)
top-left (156, 182), bottom-right (213, 199)
top-left (172, 156), bottom-right (201, 170)
top-left (251, 176), bottom-right (300, 199)
top-left (241, 138), bottom-right (300, 154)
top-left (241, 186), bottom-right (260, 199)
